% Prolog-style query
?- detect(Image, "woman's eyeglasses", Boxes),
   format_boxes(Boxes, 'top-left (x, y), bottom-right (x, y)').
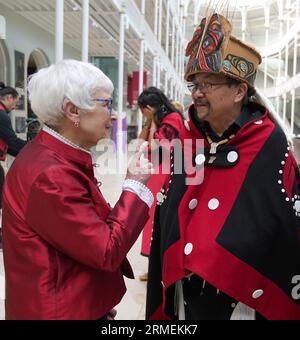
top-left (93, 98), bottom-right (113, 116)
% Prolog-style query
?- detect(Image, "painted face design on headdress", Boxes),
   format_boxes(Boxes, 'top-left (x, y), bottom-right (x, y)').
top-left (186, 13), bottom-right (224, 76)
top-left (223, 54), bottom-right (256, 84)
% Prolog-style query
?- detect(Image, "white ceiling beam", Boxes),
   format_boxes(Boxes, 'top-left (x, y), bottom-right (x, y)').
top-left (263, 72), bottom-right (300, 98)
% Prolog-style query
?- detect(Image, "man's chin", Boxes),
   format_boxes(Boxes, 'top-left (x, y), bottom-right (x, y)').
top-left (196, 107), bottom-right (209, 120)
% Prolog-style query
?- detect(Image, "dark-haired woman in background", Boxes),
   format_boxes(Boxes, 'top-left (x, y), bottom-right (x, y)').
top-left (0, 83), bottom-right (27, 248)
top-left (138, 87), bottom-right (185, 144)
top-left (137, 87), bottom-right (187, 281)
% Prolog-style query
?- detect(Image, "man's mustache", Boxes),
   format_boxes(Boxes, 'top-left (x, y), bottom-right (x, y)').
top-left (195, 100), bottom-right (209, 106)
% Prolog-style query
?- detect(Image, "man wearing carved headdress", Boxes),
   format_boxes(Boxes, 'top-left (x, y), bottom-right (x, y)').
top-left (146, 13), bottom-right (300, 320)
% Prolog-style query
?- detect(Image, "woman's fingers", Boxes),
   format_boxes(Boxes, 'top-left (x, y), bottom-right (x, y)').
top-left (127, 141), bottom-right (153, 183)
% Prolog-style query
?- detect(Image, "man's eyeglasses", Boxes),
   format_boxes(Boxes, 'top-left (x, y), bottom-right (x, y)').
top-left (93, 98), bottom-right (113, 116)
top-left (187, 82), bottom-right (229, 94)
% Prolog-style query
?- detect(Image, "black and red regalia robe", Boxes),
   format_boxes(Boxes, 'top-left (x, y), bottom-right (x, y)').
top-left (146, 102), bottom-right (300, 320)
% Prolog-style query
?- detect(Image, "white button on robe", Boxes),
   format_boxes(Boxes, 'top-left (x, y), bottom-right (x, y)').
top-left (227, 151), bottom-right (239, 163)
top-left (195, 154), bottom-right (206, 166)
top-left (184, 243), bottom-right (193, 256)
top-left (295, 200), bottom-right (300, 213)
top-left (189, 199), bottom-right (198, 210)
top-left (252, 290), bottom-right (264, 299)
top-left (156, 192), bottom-right (165, 204)
top-left (208, 198), bottom-right (220, 211)
top-left (254, 120), bottom-right (263, 125)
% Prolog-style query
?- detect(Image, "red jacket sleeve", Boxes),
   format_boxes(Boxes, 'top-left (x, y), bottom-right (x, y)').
top-left (25, 165), bottom-right (150, 272)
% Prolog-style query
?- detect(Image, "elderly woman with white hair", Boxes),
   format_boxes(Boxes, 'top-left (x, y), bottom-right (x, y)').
top-left (2, 60), bottom-right (154, 320)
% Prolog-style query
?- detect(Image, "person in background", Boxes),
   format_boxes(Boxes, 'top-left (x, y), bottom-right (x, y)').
top-left (0, 82), bottom-right (27, 249)
top-left (171, 101), bottom-right (185, 115)
top-left (2, 60), bottom-right (154, 320)
top-left (137, 87), bottom-right (187, 281)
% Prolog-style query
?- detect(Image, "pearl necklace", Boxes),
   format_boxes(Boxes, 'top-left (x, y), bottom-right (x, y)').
top-left (43, 125), bottom-right (91, 155)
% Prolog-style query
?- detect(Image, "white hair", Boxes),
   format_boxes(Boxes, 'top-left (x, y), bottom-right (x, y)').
top-left (28, 59), bottom-right (114, 127)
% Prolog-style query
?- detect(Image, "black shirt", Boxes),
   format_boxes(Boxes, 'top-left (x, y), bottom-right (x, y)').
top-left (0, 101), bottom-right (27, 157)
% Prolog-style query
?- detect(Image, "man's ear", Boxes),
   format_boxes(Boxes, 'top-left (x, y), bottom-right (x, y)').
top-left (64, 101), bottom-right (79, 123)
top-left (234, 83), bottom-right (248, 104)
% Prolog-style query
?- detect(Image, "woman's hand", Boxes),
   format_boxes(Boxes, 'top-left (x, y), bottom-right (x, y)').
top-left (144, 118), bottom-right (152, 128)
top-left (149, 119), bottom-right (158, 142)
top-left (142, 106), bottom-right (155, 120)
top-left (138, 119), bottom-right (152, 142)
top-left (127, 142), bottom-right (153, 185)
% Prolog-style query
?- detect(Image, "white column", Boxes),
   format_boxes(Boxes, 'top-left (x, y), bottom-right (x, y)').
top-left (175, 28), bottom-right (179, 73)
top-left (179, 4), bottom-right (183, 33)
top-left (166, 0), bottom-right (170, 58)
top-left (263, 5), bottom-right (270, 89)
top-left (276, 0), bottom-right (284, 113)
top-left (117, 6), bottom-right (125, 171)
top-left (171, 18), bottom-right (175, 68)
top-left (291, 90), bottom-right (296, 136)
top-left (178, 5), bottom-right (183, 82)
top-left (138, 0), bottom-right (145, 134)
top-left (283, 93), bottom-right (287, 123)
top-left (293, 0), bottom-right (299, 77)
top-left (152, 56), bottom-right (157, 86)
top-left (179, 40), bottom-right (183, 82)
top-left (138, 39), bottom-right (144, 134)
top-left (182, 15), bottom-right (187, 80)
top-left (241, 7), bottom-right (247, 42)
top-left (157, 59), bottom-right (161, 89)
top-left (284, 15), bottom-right (290, 80)
top-left (283, 12), bottom-right (289, 125)
top-left (178, 37), bottom-right (182, 79)
top-left (194, 0), bottom-right (200, 27)
top-left (291, 0), bottom-right (299, 136)
top-left (55, 0), bottom-right (64, 63)
top-left (170, 78), bottom-right (174, 99)
top-left (81, 0), bottom-right (89, 62)
top-left (165, 72), bottom-right (168, 95)
top-left (158, 0), bottom-right (163, 44)
top-left (154, 0), bottom-right (158, 39)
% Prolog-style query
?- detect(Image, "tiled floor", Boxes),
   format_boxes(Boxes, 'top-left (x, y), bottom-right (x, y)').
top-left (0, 170), bottom-right (149, 320)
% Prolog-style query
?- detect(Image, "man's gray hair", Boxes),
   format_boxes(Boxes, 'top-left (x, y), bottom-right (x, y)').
top-left (28, 59), bottom-right (114, 127)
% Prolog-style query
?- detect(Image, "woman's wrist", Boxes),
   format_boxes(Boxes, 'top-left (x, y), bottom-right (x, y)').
top-left (144, 119), bottom-right (152, 127)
